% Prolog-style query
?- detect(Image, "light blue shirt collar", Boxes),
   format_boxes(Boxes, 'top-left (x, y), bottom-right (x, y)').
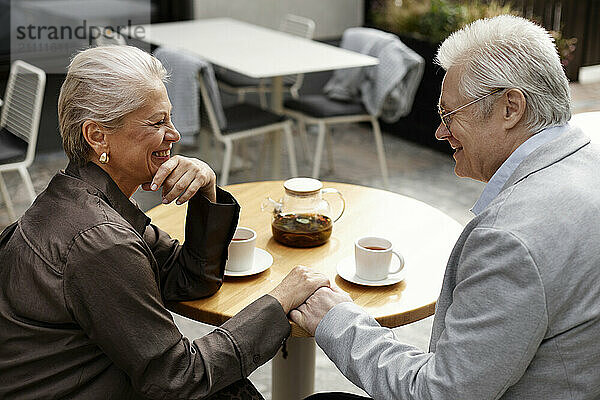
top-left (471, 124), bottom-right (568, 215)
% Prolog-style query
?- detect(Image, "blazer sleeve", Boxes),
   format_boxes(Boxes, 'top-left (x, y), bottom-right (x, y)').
top-left (144, 187), bottom-right (240, 301)
top-left (63, 223), bottom-right (289, 399)
top-left (315, 227), bottom-right (548, 400)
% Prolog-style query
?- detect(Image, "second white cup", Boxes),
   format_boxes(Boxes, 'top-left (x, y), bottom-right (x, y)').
top-left (354, 236), bottom-right (403, 281)
top-left (226, 227), bottom-right (256, 272)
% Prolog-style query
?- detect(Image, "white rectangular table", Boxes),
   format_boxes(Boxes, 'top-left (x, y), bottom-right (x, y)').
top-left (129, 18), bottom-right (378, 178)
top-left (135, 18), bottom-right (377, 98)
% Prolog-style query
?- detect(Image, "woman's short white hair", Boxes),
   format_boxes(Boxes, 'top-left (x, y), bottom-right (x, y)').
top-left (435, 15), bottom-right (571, 133)
top-left (58, 45), bottom-right (168, 165)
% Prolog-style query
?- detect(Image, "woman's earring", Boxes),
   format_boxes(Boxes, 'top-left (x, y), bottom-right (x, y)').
top-left (99, 152), bottom-right (109, 164)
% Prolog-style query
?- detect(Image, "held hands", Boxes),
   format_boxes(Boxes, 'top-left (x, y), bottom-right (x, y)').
top-left (290, 285), bottom-right (352, 336)
top-left (269, 265), bottom-right (353, 336)
top-left (142, 155), bottom-right (217, 203)
top-left (269, 266), bottom-right (330, 314)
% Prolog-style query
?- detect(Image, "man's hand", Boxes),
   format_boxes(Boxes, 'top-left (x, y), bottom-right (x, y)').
top-left (142, 155), bottom-right (217, 203)
top-left (269, 266), bottom-right (330, 314)
top-left (290, 285), bottom-right (352, 336)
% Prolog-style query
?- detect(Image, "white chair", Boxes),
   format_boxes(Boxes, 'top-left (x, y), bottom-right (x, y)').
top-left (198, 64), bottom-right (297, 186)
top-left (0, 61), bottom-right (46, 222)
top-left (284, 97), bottom-right (387, 185)
top-left (284, 28), bottom-right (424, 188)
top-left (216, 14), bottom-right (315, 108)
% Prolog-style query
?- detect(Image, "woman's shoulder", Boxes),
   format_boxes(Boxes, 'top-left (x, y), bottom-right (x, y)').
top-left (18, 172), bottom-right (143, 273)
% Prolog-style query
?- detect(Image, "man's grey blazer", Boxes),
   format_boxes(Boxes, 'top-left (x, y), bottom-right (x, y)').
top-left (316, 126), bottom-right (600, 399)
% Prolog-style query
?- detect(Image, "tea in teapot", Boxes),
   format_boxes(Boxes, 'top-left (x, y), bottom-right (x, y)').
top-left (262, 178), bottom-right (345, 247)
top-left (271, 213), bottom-right (333, 247)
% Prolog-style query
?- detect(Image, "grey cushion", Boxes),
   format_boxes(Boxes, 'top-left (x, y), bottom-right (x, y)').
top-left (0, 127), bottom-right (28, 164)
top-left (216, 69), bottom-right (293, 88)
top-left (284, 95), bottom-right (366, 118)
top-left (223, 104), bottom-right (287, 133)
top-left (216, 69), bottom-right (261, 87)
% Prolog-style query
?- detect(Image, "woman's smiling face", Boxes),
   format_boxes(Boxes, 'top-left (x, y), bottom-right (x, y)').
top-left (102, 82), bottom-right (180, 196)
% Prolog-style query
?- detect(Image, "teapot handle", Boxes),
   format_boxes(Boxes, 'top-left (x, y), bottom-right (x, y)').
top-left (321, 188), bottom-right (346, 222)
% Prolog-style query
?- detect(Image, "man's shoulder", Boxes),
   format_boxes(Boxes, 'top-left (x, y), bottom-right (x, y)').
top-left (470, 154), bottom-right (600, 267)
top-left (483, 145), bottom-right (600, 224)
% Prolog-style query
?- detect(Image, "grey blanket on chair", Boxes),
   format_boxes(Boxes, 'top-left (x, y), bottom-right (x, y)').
top-left (324, 27), bottom-right (424, 123)
top-left (153, 47), bottom-right (227, 144)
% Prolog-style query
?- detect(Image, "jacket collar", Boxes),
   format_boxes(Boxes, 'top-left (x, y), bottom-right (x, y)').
top-left (502, 124), bottom-right (591, 191)
top-left (64, 161), bottom-right (150, 236)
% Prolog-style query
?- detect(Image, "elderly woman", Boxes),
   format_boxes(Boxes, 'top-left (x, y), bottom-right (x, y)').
top-left (0, 46), bottom-right (328, 399)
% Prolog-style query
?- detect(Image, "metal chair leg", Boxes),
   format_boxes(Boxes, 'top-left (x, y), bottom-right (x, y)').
top-left (325, 125), bottom-right (335, 173)
top-left (199, 129), bottom-right (214, 164)
top-left (220, 140), bottom-right (233, 186)
top-left (296, 117), bottom-right (311, 163)
top-left (18, 167), bottom-right (36, 203)
top-left (283, 123), bottom-right (298, 177)
top-left (257, 135), bottom-right (270, 180)
top-left (371, 117), bottom-right (389, 188)
top-left (311, 121), bottom-right (326, 179)
top-left (237, 91), bottom-right (245, 103)
top-left (0, 171), bottom-right (17, 222)
top-left (258, 81), bottom-right (268, 109)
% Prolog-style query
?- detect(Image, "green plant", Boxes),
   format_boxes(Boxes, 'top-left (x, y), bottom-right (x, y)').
top-left (551, 30), bottom-right (578, 67)
top-left (370, 0), bottom-right (577, 67)
top-left (371, 0), bottom-right (516, 43)
top-left (461, 0), bottom-right (515, 22)
top-left (371, 0), bottom-right (457, 43)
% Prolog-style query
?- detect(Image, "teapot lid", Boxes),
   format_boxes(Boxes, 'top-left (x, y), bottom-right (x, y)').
top-left (284, 177), bottom-right (323, 195)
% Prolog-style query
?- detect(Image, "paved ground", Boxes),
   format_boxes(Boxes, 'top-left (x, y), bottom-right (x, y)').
top-left (1, 80), bottom-right (599, 398)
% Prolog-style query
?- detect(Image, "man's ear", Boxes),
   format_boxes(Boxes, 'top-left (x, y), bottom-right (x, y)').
top-left (502, 88), bottom-right (527, 130)
top-left (82, 120), bottom-right (108, 158)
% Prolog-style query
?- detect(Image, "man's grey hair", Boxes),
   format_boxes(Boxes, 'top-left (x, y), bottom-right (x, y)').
top-left (435, 14), bottom-right (571, 134)
top-left (58, 45), bottom-right (168, 165)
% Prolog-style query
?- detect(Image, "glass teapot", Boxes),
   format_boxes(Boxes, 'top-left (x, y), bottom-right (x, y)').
top-left (261, 178), bottom-right (345, 247)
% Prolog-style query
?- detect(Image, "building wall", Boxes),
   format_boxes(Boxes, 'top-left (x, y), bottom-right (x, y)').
top-left (193, 0), bottom-right (364, 39)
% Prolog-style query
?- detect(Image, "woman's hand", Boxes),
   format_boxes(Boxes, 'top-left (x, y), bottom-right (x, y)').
top-left (269, 266), bottom-right (330, 314)
top-left (143, 155), bottom-right (217, 203)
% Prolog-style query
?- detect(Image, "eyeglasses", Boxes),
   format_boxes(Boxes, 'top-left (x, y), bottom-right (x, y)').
top-left (438, 88), bottom-right (503, 134)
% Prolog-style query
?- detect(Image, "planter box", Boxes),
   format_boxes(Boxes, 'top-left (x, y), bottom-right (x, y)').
top-left (382, 34), bottom-right (451, 155)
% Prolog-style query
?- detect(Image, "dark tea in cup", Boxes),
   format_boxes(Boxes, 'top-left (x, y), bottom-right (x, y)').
top-left (272, 213), bottom-right (333, 247)
top-left (364, 246), bottom-right (387, 251)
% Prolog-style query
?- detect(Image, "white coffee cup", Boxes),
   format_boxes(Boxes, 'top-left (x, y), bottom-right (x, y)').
top-left (226, 227), bottom-right (256, 272)
top-left (354, 236), bottom-right (403, 281)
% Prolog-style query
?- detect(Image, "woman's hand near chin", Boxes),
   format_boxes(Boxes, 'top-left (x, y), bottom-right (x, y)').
top-left (142, 155), bottom-right (217, 203)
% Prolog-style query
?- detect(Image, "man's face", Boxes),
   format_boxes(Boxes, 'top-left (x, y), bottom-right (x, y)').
top-left (435, 67), bottom-right (508, 182)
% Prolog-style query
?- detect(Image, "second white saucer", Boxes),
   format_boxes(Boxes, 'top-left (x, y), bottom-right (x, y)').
top-left (225, 248), bottom-right (273, 277)
top-left (336, 255), bottom-right (406, 286)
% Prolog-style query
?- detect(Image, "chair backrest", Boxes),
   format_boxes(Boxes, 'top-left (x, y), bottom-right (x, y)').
top-left (94, 28), bottom-right (127, 46)
top-left (279, 14), bottom-right (316, 89)
top-left (0, 60), bottom-right (46, 166)
top-left (280, 14), bottom-right (315, 39)
top-left (197, 68), bottom-right (227, 141)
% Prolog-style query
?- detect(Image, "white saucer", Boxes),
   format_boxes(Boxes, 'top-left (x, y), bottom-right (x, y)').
top-left (336, 255), bottom-right (406, 286)
top-left (225, 248), bottom-right (273, 277)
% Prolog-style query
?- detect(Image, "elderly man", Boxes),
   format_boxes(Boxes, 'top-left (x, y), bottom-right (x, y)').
top-left (291, 15), bottom-right (600, 400)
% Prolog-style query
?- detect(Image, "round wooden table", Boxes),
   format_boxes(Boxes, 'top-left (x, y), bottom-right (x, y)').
top-left (147, 181), bottom-right (463, 399)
